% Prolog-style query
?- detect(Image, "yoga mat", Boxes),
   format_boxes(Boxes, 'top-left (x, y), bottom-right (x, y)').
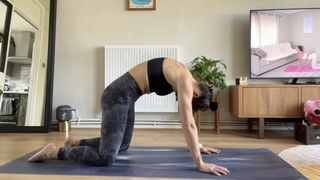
top-left (284, 64), bottom-right (320, 72)
top-left (0, 147), bottom-right (306, 179)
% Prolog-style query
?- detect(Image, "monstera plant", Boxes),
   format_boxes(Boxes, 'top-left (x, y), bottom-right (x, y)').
top-left (190, 56), bottom-right (227, 90)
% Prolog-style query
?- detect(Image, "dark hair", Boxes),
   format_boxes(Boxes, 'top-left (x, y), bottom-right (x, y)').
top-left (192, 83), bottom-right (212, 113)
top-left (298, 45), bottom-right (303, 52)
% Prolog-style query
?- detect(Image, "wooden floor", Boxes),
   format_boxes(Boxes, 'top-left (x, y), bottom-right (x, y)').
top-left (0, 128), bottom-right (308, 180)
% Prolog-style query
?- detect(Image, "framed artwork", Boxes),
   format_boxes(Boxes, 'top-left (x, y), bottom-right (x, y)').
top-left (127, 0), bottom-right (156, 10)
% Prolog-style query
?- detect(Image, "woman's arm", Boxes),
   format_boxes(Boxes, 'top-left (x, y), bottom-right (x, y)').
top-left (177, 76), bottom-right (229, 176)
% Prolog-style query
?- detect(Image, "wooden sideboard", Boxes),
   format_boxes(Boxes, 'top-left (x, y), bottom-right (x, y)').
top-left (230, 84), bottom-right (320, 138)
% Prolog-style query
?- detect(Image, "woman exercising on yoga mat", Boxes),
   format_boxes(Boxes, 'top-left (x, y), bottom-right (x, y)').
top-left (28, 57), bottom-right (230, 176)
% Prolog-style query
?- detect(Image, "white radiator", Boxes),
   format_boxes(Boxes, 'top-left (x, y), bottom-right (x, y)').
top-left (104, 45), bottom-right (180, 112)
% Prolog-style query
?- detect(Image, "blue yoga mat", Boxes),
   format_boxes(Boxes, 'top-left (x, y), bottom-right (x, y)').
top-left (0, 147), bottom-right (306, 179)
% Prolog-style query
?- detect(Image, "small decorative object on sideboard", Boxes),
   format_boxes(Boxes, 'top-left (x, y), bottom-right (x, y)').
top-left (235, 77), bottom-right (247, 85)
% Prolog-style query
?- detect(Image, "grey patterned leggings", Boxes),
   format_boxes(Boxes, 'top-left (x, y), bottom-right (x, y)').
top-left (57, 72), bottom-right (142, 166)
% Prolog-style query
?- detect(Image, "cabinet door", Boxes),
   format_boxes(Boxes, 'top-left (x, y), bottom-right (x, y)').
top-left (242, 87), bottom-right (300, 117)
top-left (301, 87), bottom-right (320, 101)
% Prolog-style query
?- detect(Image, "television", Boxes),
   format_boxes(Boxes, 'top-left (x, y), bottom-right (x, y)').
top-left (250, 8), bottom-right (320, 80)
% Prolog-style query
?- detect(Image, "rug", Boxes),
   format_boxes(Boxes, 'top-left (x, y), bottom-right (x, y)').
top-left (284, 64), bottom-right (320, 72)
top-left (0, 147), bottom-right (306, 179)
top-left (279, 145), bottom-right (320, 179)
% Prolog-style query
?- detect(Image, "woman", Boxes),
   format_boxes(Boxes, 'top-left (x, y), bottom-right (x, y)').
top-left (297, 45), bottom-right (307, 70)
top-left (28, 57), bottom-right (229, 176)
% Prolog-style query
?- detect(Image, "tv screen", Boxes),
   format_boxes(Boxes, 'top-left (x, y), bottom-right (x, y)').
top-left (250, 8), bottom-right (320, 79)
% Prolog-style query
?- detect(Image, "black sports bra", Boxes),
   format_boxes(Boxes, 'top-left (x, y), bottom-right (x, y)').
top-left (147, 58), bottom-right (174, 96)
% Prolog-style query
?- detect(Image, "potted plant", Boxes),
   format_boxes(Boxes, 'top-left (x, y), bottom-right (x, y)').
top-left (190, 56), bottom-right (227, 94)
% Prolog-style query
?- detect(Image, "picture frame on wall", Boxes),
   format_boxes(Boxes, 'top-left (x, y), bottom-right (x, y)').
top-left (127, 0), bottom-right (156, 10)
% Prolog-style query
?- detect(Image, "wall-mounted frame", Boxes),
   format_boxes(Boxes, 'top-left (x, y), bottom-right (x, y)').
top-left (127, 0), bottom-right (156, 10)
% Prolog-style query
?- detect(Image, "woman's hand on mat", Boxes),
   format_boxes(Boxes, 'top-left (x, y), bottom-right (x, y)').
top-left (200, 147), bottom-right (221, 154)
top-left (198, 162), bottom-right (229, 176)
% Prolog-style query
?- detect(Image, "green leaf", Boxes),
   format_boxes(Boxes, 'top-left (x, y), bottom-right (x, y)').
top-left (190, 56), bottom-right (227, 89)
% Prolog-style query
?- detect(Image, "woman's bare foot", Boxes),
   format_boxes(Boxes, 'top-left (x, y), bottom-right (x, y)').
top-left (28, 143), bottom-right (58, 162)
top-left (64, 137), bottom-right (80, 147)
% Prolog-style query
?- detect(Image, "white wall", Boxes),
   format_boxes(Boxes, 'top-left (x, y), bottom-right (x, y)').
top-left (289, 10), bottom-right (320, 54)
top-left (54, 0), bottom-right (320, 127)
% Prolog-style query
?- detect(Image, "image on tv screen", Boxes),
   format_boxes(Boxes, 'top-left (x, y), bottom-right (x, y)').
top-left (250, 8), bottom-right (320, 78)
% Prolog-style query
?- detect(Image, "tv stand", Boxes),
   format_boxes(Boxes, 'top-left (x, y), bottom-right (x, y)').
top-left (290, 78), bottom-right (299, 84)
top-left (230, 84), bottom-right (320, 138)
